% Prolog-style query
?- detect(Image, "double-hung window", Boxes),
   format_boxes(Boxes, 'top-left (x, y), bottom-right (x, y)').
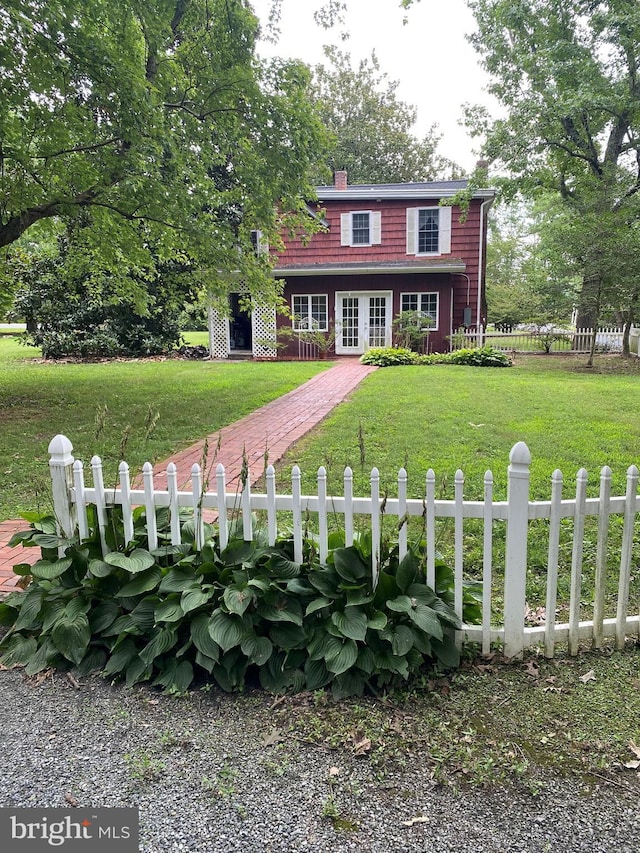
top-left (406, 206), bottom-right (452, 256)
top-left (401, 293), bottom-right (439, 330)
top-left (292, 295), bottom-right (328, 331)
top-left (351, 212), bottom-right (370, 244)
top-left (340, 211), bottom-right (382, 246)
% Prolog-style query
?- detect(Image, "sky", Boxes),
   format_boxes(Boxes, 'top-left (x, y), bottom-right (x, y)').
top-left (251, 0), bottom-right (497, 174)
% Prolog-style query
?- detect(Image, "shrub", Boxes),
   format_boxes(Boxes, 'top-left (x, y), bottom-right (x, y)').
top-left (360, 347), bottom-right (419, 366)
top-left (0, 510), bottom-right (481, 698)
top-left (361, 346), bottom-right (511, 368)
top-left (391, 310), bottom-right (433, 351)
top-left (13, 235), bottom-right (197, 359)
top-left (425, 346), bottom-right (512, 368)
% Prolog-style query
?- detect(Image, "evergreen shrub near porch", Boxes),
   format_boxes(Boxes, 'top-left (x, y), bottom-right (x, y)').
top-left (0, 510), bottom-right (481, 698)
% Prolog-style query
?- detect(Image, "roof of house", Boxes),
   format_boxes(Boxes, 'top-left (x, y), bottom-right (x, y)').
top-left (314, 179), bottom-right (495, 202)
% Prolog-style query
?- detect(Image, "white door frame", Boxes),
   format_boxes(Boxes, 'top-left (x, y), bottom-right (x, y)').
top-left (335, 290), bottom-right (392, 355)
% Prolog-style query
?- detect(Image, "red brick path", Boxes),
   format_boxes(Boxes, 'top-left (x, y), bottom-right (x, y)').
top-left (0, 359), bottom-right (376, 594)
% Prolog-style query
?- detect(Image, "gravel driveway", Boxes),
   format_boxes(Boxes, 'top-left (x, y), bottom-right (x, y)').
top-left (0, 670), bottom-right (637, 852)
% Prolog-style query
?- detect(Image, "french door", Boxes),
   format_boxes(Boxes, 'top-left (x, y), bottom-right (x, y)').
top-left (335, 292), bottom-right (392, 355)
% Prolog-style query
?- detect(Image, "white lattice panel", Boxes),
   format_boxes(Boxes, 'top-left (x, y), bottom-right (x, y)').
top-left (252, 303), bottom-right (277, 358)
top-left (207, 306), bottom-right (230, 359)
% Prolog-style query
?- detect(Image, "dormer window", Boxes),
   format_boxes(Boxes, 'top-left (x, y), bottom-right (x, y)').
top-left (340, 211), bottom-right (381, 247)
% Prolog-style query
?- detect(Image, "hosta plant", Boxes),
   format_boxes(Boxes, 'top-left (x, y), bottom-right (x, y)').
top-left (0, 509), bottom-right (481, 698)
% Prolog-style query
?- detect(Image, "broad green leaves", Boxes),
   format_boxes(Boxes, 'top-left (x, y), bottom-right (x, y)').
top-left (1, 509), bottom-right (469, 698)
top-left (331, 607), bottom-right (368, 642)
top-left (105, 550), bottom-right (155, 574)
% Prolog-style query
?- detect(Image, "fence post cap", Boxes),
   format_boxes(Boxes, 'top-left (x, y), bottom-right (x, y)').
top-left (48, 434), bottom-right (73, 462)
top-left (509, 441), bottom-right (531, 467)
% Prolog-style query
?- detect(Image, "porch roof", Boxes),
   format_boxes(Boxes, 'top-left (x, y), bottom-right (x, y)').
top-left (273, 258), bottom-right (466, 277)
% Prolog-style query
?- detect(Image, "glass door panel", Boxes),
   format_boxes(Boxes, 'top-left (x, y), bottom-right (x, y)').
top-left (368, 296), bottom-right (387, 348)
top-left (340, 297), bottom-right (360, 349)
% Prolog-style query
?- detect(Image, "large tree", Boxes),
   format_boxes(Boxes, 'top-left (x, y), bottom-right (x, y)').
top-left (466, 0), bottom-right (640, 353)
top-left (309, 47), bottom-right (460, 184)
top-left (0, 0), bottom-right (327, 306)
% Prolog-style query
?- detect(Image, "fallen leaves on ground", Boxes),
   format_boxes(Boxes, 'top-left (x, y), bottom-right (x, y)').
top-left (261, 728), bottom-right (283, 748)
top-left (403, 816), bottom-right (429, 826)
top-left (624, 740), bottom-right (640, 769)
top-left (348, 729), bottom-right (372, 756)
top-left (579, 669), bottom-right (596, 684)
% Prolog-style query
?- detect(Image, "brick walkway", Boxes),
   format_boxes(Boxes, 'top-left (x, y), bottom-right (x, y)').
top-left (0, 359), bottom-right (376, 595)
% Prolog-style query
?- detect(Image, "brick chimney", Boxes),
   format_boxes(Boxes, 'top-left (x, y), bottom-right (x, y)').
top-left (334, 170), bottom-right (347, 190)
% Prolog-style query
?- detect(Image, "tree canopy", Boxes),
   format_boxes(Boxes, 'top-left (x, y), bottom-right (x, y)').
top-left (0, 0), bottom-right (328, 304)
top-left (308, 47), bottom-right (460, 184)
top-left (467, 0), bottom-right (640, 346)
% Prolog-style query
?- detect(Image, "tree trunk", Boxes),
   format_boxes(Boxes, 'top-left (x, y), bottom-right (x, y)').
top-left (583, 275), bottom-right (603, 367)
top-left (587, 328), bottom-right (597, 367)
top-left (573, 273), bottom-right (601, 339)
top-left (622, 319), bottom-right (631, 357)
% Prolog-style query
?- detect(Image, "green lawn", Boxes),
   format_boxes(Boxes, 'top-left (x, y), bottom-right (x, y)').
top-left (0, 335), bottom-right (329, 520)
top-left (281, 355), bottom-right (640, 502)
top-left (275, 354), bottom-right (640, 612)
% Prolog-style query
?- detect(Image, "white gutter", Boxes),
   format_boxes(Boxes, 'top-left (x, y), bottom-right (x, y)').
top-left (477, 197), bottom-right (495, 339)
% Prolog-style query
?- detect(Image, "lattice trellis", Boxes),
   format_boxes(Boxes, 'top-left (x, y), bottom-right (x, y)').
top-left (207, 307), bottom-right (230, 359)
top-left (252, 303), bottom-right (277, 358)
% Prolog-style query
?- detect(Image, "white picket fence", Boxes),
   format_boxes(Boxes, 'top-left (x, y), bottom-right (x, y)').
top-left (48, 435), bottom-right (640, 660)
top-left (455, 326), bottom-right (633, 354)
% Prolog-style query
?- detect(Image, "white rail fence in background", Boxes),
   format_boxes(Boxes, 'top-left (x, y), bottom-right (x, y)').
top-left (454, 326), bottom-right (639, 355)
top-left (48, 435), bottom-right (640, 660)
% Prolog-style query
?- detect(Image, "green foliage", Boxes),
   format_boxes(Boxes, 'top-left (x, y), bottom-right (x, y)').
top-left (391, 310), bottom-right (432, 352)
top-left (429, 346), bottom-right (512, 367)
top-left (0, 510), bottom-right (475, 698)
top-left (309, 46), bottom-right (460, 184)
top-left (485, 202), bottom-right (578, 328)
top-left (360, 346), bottom-right (511, 368)
top-left (0, 0), bottom-right (328, 307)
top-left (13, 236), bottom-right (195, 358)
top-left (360, 347), bottom-right (419, 366)
top-left (467, 0), bottom-right (640, 334)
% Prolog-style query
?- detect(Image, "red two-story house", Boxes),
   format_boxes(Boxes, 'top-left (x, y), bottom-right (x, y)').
top-left (207, 172), bottom-right (494, 358)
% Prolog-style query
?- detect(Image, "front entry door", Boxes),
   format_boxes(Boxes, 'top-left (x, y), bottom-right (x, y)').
top-left (335, 292), bottom-right (391, 355)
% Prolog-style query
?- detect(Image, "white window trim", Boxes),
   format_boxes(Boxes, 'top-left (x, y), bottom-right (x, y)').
top-left (406, 206), bottom-right (451, 256)
top-left (400, 291), bottom-right (440, 331)
top-left (291, 294), bottom-right (329, 331)
top-left (250, 229), bottom-right (269, 256)
top-left (341, 211), bottom-right (382, 247)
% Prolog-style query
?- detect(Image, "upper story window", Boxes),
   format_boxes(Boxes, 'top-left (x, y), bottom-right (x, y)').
top-left (351, 212), bottom-right (370, 244)
top-left (340, 211), bottom-right (382, 247)
top-left (292, 294), bottom-right (328, 331)
top-left (406, 206), bottom-right (452, 256)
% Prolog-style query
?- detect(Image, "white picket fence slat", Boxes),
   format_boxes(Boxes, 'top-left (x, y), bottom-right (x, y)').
top-left (47, 434), bottom-right (640, 660)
